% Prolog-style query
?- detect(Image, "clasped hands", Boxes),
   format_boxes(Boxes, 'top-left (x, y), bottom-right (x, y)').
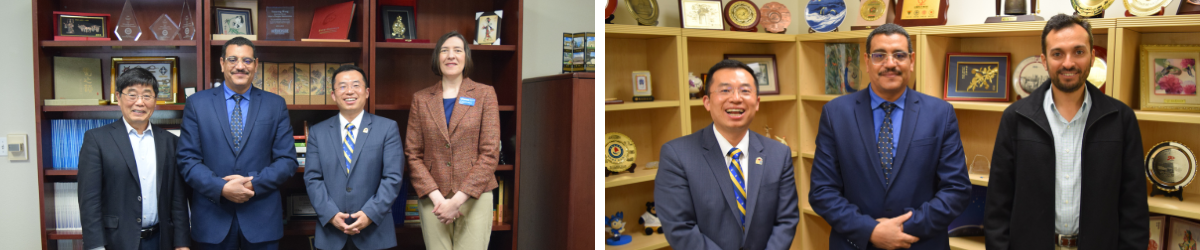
top-left (329, 211), bottom-right (373, 235)
top-left (221, 175), bottom-right (255, 203)
top-left (430, 190), bottom-right (469, 225)
top-left (870, 211), bottom-right (920, 250)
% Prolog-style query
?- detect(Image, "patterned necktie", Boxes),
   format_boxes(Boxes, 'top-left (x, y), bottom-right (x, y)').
top-left (231, 94), bottom-right (244, 152)
top-left (879, 102), bottom-right (896, 184)
top-left (726, 148), bottom-right (747, 228)
top-left (343, 124), bottom-right (355, 173)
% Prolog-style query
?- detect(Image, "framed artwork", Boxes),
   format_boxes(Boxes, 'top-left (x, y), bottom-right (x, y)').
top-left (110, 56), bottom-right (179, 104)
top-left (54, 12), bottom-right (108, 39)
top-left (632, 71), bottom-right (653, 101)
top-left (1140, 45), bottom-right (1200, 112)
top-left (679, 0), bottom-right (723, 30)
top-left (944, 53), bottom-right (1010, 102)
top-left (725, 54), bottom-right (780, 95)
top-left (474, 10), bottom-right (502, 45)
top-left (215, 7), bottom-right (253, 35)
top-left (1150, 215), bottom-right (1165, 250)
top-left (1169, 217), bottom-right (1200, 250)
top-left (381, 5), bottom-right (416, 40)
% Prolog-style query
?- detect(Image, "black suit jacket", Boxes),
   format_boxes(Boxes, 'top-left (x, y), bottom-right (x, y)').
top-left (79, 120), bottom-right (190, 250)
top-left (985, 81), bottom-right (1148, 250)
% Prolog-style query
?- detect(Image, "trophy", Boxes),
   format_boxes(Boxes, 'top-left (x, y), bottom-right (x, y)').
top-left (605, 132), bottom-right (637, 177)
top-left (1071, 0), bottom-right (1115, 18)
top-left (1125, 0), bottom-right (1171, 16)
top-left (1145, 141), bottom-right (1197, 201)
top-left (150, 14), bottom-right (180, 40)
top-left (179, 0), bottom-right (195, 40)
top-left (114, 0), bottom-right (142, 41)
top-left (724, 0), bottom-right (760, 32)
top-left (625, 0), bottom-right (659, 26)
top-left (984, 0), bottom-right (1045, 23)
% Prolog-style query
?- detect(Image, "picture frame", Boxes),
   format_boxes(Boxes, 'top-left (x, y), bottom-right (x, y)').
top-left (1168, 216), bottom-right (1200, 250)
top-left (943, 53), bottom-right (1010, 102)
top-left (53, 12), bottom-right (109, 39)
top-left (724, 54), bottom-right (781, 95)
top-left (632, 70), bottom-right (653, 102)
top-left (1150, 215), bottom-right (1165, 250)
top-left (1140, 45), bottom-right (1200, 112)
top-left (679, 0), bottom-right (723, 30)
top-left (893, 0), bottom-right (949, 26)
top-left (287, 194), bottom-right (317, 219)
top-left (474, 10), bottom-right (502, 45)
top-left (381, 5), bottom-right (417, 41)
top-left (110, 56), bottom-right (179, 104)
top-left (215, 7), bottom-right (253, 35)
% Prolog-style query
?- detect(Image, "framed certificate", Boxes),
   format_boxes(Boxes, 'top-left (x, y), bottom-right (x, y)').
top-left (1168, 217), bottom-right (1200, 250)
top-left (1150, 215), bottom-right (1165, 250)
top-left (632, 71), bottom-right (653, 101)
top-left (110, 56), bottom-right (179, 104)
top-left (679, 0), bottom-right (723, 30)
top-left (725, 54), bottom-right (780, 95)
top-left (944, 53), bottom-right (1010, 102)
top-left (894, 0), bottom-right (948, 26)
top-left (1140, 45), bottom-right (1200, 112)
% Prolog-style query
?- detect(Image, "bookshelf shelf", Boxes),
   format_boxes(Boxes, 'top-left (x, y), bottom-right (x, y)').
top-left (43, 104), bottom-right (187, 112)
top-left (41, 40), bottom-right (198, 47)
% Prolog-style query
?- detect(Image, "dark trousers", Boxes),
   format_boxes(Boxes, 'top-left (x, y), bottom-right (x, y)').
top-left (341, 239), bottom-right (360, 250)
top-left (195, 214), bottom-right (279, 250)
top-left (139, 228), bottom-right (159, 250)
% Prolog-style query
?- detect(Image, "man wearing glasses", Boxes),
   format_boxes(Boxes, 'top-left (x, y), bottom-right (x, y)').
top-left (79, 68), bottom-right (191, 250)
top-left (809, 23), bottom-right (971, 250)
top-left (177, 36), bottom-right (298, 250)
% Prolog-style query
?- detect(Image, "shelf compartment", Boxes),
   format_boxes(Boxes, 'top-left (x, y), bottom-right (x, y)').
top-left (948, 101), bottom-right (1010, 112)
top-left (683, 29), bottom-right (795, 43)
top-left (43, 104), bottom-right (186, 112)
top-left (1134, 110), bottom-right (1200, 125)
top-left (948, 236), bottom-right (986, 250)
top-left (1147, 193), bottom-right (1200, 221)
top-left (41, 40), bottom-right (199, 47)
top-left (604, 101), bottom-right (678, 111)
top-left (210, 40), bottom-right (363, 48)
top-left (376, 42), bottom-right (516, 51)
top-left (800, 95), bottom-right (839, 102)
top-left (605, 24), bottom-right (681, 39)
top-left (605, 167), bottom-right (657, 189)
top-left (604, 232), bottom-right (668, 250)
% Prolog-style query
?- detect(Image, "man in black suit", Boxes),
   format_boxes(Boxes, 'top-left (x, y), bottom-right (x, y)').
top-left (78, 68), bottom-right (191, 250)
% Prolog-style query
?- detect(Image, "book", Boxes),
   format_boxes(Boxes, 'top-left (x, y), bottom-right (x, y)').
top-left (44, 99), bottom-right (106, 106)
top-left (309, 63), bottom-right (326, 105)
top-left (253, 61), bottom-right (263, 90)
top-left (307, 1), bottom-right (356, 40)
top-left (278, 63), bottom-right (294, 104)
top-left (326, 63), bottom-right (341, 103)
top-left (54, 182), bottom-right (81, 234)
top-left (53, 56), bottom-right (103, 101)
top-left (51, 119), bottom-right (117, 170)
top-left (263, 62), bottom-right (279, 95)
top-left (294, 63), bottom-right (310, 105)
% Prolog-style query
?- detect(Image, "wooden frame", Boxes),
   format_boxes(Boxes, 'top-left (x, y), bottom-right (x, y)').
top-left (678, 0), bottom-right (723, 30)
top-left (110, 56), bottom-right (180, 104)
top-left (475, 10), bottom-right (502, 45)
top-left (53, 12), bottom-right (108, 39)
top-left (1140, 45), bottom-right (1200, 112)
top-left (943, 53), bottom-right (1010, 102)
top-left (1169, 216), bottom-right (1200, 250)
top-left (725, 54), bottom-right (781, 95)
top-left (893, 0), bottom-right (949, 26)
top-left (215, 7), bottom-right (253, 35)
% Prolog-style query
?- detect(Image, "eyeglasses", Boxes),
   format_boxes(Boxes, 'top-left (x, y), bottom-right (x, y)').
top-left (1046, 49), bottom-right (1090, 61)
top-left (223, 56), bottom-right (257, 65)
top-left (869, 52), bottom-right (911, 65)
top-left (121, 92), bottom-right (156, 102)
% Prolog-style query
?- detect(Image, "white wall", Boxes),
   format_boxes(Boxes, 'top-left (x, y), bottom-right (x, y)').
top-left (522, 0), bottom-right (596, 79)
top-left (0, 0), bottom-right (44, 249)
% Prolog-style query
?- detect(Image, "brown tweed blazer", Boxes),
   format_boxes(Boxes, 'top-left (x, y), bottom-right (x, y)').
top-left (405, 78), bottom-right (500, 199)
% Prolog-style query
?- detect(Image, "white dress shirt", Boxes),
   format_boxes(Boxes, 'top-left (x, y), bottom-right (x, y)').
top-left (122, 118), bottom-right (158, 229)
top-left (1044, 88), bottom-right (1091, 235)
top-left (713, 128), bottom-right (750, 188)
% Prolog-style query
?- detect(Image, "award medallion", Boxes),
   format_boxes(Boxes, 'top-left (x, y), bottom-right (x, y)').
top-left (1125, 0), bottom-right (1171, 16)
top-left (626, 0), bottom-right (660, 26)
top-left (806, 0), bottom-right (846, 33)
top-left (1071, 0), bottom-right (1115, 17)
top-left (1146, 141), bottom-right (1197, 201)
top-left (605, 132), bottom-right (637, 176)
top-left (860, 0), bottom-right (886, 22)
top-left (724, 0), bottom-right (760, 32)
top-left (1013, 56), bottom-right (1049, 98)
top-left (761, 2), bottom-right (791, 33)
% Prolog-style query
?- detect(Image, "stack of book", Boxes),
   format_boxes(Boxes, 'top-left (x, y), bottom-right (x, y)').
top-left (253, 62), bottom-right (355, 105)
top-left (50, 119), bottom-right (117, 170)
top-left (54, 182), bottom-right (81, 234)
top-left (404, 198), bottom-right (419, 224)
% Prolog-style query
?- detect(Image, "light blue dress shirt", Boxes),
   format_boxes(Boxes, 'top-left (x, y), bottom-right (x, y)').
top-left (224, 83), bottom-right (251, 127)
top-left (869, 85), bottom-right (907, 157)
top-left (122, 119), bottom-right (158, 229)
top-left (1044, 88), bottom-right (1091, 235)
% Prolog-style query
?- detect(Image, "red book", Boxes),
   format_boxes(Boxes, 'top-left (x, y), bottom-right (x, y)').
top-left (308, 1), bottom-right (356, 40)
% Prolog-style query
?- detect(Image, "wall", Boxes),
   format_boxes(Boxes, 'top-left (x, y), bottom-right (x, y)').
top-left (0, 0), bottom-right (44, 249)
top-left (521, 0), bottom-right (596, 79)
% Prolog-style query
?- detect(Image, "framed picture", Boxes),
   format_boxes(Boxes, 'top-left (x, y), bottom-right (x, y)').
top-left (632, 71), bottom-right (653, 102)
top-left (215, 7), bottom-right (253, 35)
top-left (1140, 45), bottom-right (1200, 112)
top-left (287, 194), bottom-right (317, 219)
top-left (380, 5), bottom-right (416, 40)
top-left (1169, 217), bottom-right (1200, 250)
top-left (110, 56), bottom-right (179, 104)
top-left (1150, 215), bottom-right (1166, 250)
top-left (724, 54), bottom-right (781, 95)
top-left (474, 10), bottom-right (502, 45)
top-left (679, 0), bottom-right (723, 30)
top-left (944, 53), bottom-right (1010, 102)
top-left (54, 12), bottom-right (109, 39)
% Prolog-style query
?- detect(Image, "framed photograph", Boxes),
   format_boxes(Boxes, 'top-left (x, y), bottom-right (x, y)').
top-left (632, 70), bottom-right (653, 102)
top-left (474, 10), bottom-right (502, 45)
top-left (679, 0), bottom-right (723, 30)
top-left (724, 54), bottom-right (781, 95)
top-left (1140, 45), bottom-right (1200, 112)
top-left (53, 12), bottom-right (109, 39)
top-left (287, 195), bottom-right (317, 219)
top-left (1150, 215), bottom-right (1166, 250)
top-left (215, 7), bottom-right (253, 35)
top-left (380, 5), bottom-right (416, 40)
top-left (944, 53), bottom-right (1010, 102)
top-left (110, 56), bottom-right (179, 104)
top-left (1169, 217), bottom-right (1200, 250)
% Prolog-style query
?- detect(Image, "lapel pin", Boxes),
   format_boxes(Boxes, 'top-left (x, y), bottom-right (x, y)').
top-left (363, 127), bottom-right (370, 133)
top-left (755, 157), bottom-right (762, 165)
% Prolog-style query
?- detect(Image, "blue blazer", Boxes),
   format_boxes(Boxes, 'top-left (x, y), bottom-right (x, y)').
top-left (177, 87), bottom-right (298, 244)
top-left (809, 88), bottom-right (972, 250)
top-left (654, 125), bottom-right (799, 250)
top-left (304, 112), bottom-right (404, 250)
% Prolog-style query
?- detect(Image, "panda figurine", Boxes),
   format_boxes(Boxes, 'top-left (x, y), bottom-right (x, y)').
top-left (638, 202), bottom-right (663, 235)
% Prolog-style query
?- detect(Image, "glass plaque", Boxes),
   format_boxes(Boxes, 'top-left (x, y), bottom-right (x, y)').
top-left (115, 0), bottom-right (142, 41)
top-left (179, 1), bottom-right (195, 40)
top-left (265, 6), bottom-right (295, 41)
top-left (151, 14), bottom-right (179, 40)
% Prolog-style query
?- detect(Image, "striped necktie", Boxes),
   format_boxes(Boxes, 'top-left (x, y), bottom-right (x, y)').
top-left (343, 124), bottom-right (355, 173)
top-left (727, 148), bottom-right (747, 228)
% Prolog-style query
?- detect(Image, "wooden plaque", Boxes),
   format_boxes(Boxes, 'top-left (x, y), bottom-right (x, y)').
top-left (893, 0), bottom-right (948, 27)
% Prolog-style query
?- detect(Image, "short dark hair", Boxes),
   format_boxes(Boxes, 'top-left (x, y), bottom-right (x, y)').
top-left (866, 23), bottom-right (912, 53)
top-left (431, 31), bottom-right (474, 76)
top-left (1041, 14), bottom-right (1093, 55)
top-left (704, 59), bottom-right (758, 96)
top-left (115, 67), bottom-right (159, 95)
top-left (222, 36), bottom-right (257, 58)
top-left (331, 64), bottom-right (369, 88)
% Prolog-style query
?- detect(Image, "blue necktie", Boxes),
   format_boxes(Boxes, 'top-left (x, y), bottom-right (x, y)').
top-left (231, 94), bottom-right (244, 152)
top-left (879, 103), bottom-right (896, 184)
top-left (343, 124), bottom-right (355, 173)
top-left (727, 148), bottom-right (747, 228)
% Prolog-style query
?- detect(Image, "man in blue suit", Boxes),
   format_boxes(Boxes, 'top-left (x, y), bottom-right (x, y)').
top-left (304, 65), bottom-right (404, 250)
top-left (809, 24), bottom-right (971, 250)
top-left (177, 36), bottom-right (298, 249)
top-left (655, 59), bottom-right (799, 250)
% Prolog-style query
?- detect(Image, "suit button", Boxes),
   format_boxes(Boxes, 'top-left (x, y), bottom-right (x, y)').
top-left (346, 187), bottom-right (352, 192)
top-left (137, 218), bottom-right (141, 223)
top-left (137, 196), bottom-right (142, 202)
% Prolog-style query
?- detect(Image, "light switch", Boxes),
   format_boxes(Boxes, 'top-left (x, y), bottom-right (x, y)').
top-left (7, 134), bottom-right (27, 161)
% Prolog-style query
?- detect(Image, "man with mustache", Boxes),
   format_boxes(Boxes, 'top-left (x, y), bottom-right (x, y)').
top-left (655, 59), bottom-right (799, 250)
top-left (810, 23), bottom-right (971, 250)
top-left (177, 36), bottom-right (298, 249)
top-left (984, 14), bottom-right (1147, 250)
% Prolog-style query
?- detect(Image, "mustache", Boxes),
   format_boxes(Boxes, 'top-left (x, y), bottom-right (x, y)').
top-left (1057, 67), bottom-right (1080, 74)
top-left (231, 69), bottom-right (251, 75)
top-left (877, 68), bottom-right (902, 76)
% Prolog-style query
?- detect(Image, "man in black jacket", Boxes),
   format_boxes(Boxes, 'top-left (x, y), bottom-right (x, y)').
top-left (78, 68), bottom-right (190, 250)
top-left (984, 13), bottom-right (1147, 250)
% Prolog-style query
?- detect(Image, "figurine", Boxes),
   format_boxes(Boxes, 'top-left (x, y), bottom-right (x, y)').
top-left (639, 202), bottom-right (663, 235)
top-left (605, 212), bottom-right (632, 245)
top-left (688, 72), bottom-right (703, 99)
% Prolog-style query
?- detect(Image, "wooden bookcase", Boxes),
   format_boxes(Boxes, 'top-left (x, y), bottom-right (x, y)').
top-left (31, 0), bottom-right (522, 249)
top-left (606, 15), bottom-right (1200, 250)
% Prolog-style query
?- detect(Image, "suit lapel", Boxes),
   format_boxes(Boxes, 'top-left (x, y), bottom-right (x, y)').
top-left (154, 125), bottom-right (168, 197)
top-left (447, 79), bottom-right (478, 136)
top-left (236, 88), bottom-right (263, 155)
top-left (701, 125), bottom-right (744, 229)
top-left (349, 113), bottom-right (372, 173)
top-left (887, 91), bottom-right (921, 190)
top-left (428, 86), bottom-right (451, 140)
top-left (108, 121), bottom-right (141, 188)
top-left (743, 133), bottom-right (765, 240)
top-left (854, 91), bottom-right (887, 186)
top-left (211, 89), bottom-right (238, 155)
top-left (329, 118), bottom-right (350, 176)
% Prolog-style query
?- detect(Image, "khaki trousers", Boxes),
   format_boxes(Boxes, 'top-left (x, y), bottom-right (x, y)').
top-left (418, 191), bottom-right (494, 250)
top-left (1055, 245), bottom-right (1077, 250)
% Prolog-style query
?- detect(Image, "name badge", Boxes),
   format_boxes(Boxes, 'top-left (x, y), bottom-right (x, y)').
top-left (459, 97), bottom-right (476, 106)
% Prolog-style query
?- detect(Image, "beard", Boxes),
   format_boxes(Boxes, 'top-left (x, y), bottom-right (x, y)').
top-left (1050, 65), bottom-right (1089, 93)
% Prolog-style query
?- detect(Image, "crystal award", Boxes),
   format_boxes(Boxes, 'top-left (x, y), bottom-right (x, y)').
top-left (179, 1), bottom-right (195, 40)
top-left (265, 6), bottom-right (295, 41)
top-left (115, 0), bottom-right (142, 41)
top-left (151, 14), bottom-right (179, 40)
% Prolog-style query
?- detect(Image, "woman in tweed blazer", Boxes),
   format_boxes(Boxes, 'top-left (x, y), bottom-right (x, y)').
top-left (404, 31), bottom-right (500, 250)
